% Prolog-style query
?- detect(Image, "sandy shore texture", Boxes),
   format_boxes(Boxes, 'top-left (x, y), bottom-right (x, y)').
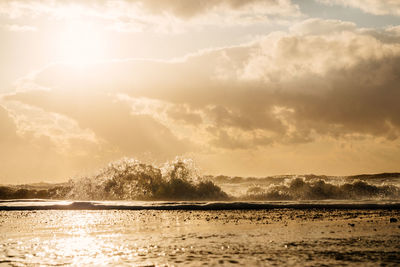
top-left (1, 209), bottom-right (400, 266)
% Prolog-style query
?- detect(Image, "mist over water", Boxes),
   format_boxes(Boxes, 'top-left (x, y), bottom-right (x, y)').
top-left (0, 157), bottom-right (400, 201)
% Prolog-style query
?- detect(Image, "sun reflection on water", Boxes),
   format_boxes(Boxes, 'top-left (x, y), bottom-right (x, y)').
top-left (3, 209), bottom-right (399, 266)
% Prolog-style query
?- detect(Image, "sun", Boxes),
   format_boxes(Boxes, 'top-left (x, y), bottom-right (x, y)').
top-left (58, 20), bottom-right (107, 67)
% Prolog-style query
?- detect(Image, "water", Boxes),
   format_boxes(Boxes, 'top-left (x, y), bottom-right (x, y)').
top-left (1, 158), bottom-right (400, 265)
top-left (1, 158), bottom-right (399, 201)
top-left (1, 208), bottom-right (399, 266)
top-left (1, 199), bottom-right (400, 211)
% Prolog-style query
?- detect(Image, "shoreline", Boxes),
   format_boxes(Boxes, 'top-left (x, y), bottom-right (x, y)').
top-left (1, 200), bottom-right (400, 211)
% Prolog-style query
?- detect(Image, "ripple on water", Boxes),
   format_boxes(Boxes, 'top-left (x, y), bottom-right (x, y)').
top-left (0, 209), bottom-right (400, 266)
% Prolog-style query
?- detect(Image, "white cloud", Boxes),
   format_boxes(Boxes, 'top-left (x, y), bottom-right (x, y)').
top-left (289, 18), bottom-right (357, 35)
top-left (2, 24), bottom-right (37, 32)
top-left (318, 0), bottom-right (400, 16)
top-left (3, 18), bottom-right (400, 179)
top-left (8, 19), bottom-right (400, 151)
top-left (0, 0), bottom-right (302, 33)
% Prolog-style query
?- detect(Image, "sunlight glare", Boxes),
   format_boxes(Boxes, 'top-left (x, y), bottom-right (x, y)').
top-left (58, 20), bottom-right (107, 67)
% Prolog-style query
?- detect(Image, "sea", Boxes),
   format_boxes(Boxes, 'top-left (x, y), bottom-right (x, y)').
top-left (1, 158), bottom-right (400, 266)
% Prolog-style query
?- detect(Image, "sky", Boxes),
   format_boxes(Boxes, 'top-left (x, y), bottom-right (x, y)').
top-left (1, 0), bottom-right (400, 184)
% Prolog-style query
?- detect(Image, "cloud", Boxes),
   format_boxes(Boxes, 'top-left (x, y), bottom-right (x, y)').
top-left (1, 99), bottom-right (99, 154)
top-left (0, 0), bottom-right (301, 32)
top-left (167, 104), bottom-right (203, 126)
top-left (3, 18), bottom-right (400, 179)
top-left (289, 18), bottom-right (357, 35)
top-left (134, 0), bottom-right (300, 19)
top-left (1, 90), bottom-right (193, 183)
top-left (5, 90), bottom-right (192, 157)
top-left (0, 104), bottom-right (100, 183)
top-left (318, 0), bottom-right (400, 16)
top-left (0, 105), bottom-right (19, 145)
top-left (1, 24), bottom-right (37, 32)
top-left (8, 18), bottom-right (400, 153)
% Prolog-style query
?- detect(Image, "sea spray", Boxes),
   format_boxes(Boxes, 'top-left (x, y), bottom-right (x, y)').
top-left (57, 157), bottom-right (228, 200)
top-left (1, 158), bottom-right (400, 201)
top-left (242, 177), bottom-right (400, 200)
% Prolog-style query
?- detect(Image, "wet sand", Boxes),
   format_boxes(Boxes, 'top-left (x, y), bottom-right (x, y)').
top-left (1, 209), bottom-right (400, 266)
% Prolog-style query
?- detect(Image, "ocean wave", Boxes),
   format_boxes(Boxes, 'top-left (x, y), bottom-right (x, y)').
top-left (1, 158), bottom-right (399, 201)
top-left (0, 158), bottom-right (228, 201)
top-left (243, 178), bottom-right (400, 200)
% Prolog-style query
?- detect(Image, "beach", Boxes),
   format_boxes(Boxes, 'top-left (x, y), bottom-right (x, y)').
top-left (1, 206), bottom-right (399, 266)
top-left (2, 0), bottom-right (400, 265)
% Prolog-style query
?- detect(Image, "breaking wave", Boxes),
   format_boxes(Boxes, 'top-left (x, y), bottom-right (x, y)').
top-left (0, 157), bottom-right (399, 201)
top-left (243, 178), bottom-right (400, 201)
top-left (65, 158), bottom-right (228, 200)
top-left (0, 158), bottom-right (228, 201)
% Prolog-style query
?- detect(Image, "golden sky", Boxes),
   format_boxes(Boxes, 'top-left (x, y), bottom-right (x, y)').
top-left (1, 0), bottom-right (400, 183)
